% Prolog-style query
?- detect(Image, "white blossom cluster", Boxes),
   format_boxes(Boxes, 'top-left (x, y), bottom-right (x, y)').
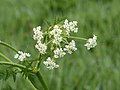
top-left (12, 19), bottom-right (97, 71)
top-left (50, 25), bottom-right (62, 45)
top-left (64, 40), bottom-right (77, 54)
top-left (35, 42), bottom-right (47, 54)
top-left (14, 51), bottom-right (31, 61)
top-left (54, 48), bottom-right (66, 58)
top-left (63, 19), bottom-right (78, 35)
top-left (33, 26), bottom-right (47, 54)
top-left (43, 57), bottom-right (59, 70)
top-left (84, 35), bottom-right (97, 50)
top-left (33, 26), bottom-right (43, 42)
top-left (32, 19), bottom-right (97, 70)
top-left (42, 21), bottom-right (78, 70)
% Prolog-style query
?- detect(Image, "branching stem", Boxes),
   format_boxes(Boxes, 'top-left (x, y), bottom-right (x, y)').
top-left (66, 36), bottom-right (87, 41)
top-left (0, 61), bottom-right (26, 69)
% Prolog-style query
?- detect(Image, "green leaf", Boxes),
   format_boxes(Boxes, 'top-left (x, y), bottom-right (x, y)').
top-left (0, 66), bottom-right (18, 82)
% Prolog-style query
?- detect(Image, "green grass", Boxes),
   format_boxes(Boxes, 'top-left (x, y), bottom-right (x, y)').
top-left (0, 0), bottom-right (120, 90)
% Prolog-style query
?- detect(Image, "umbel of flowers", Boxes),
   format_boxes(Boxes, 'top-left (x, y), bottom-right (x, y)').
top-left (14, 19), bottom-right (97, 70)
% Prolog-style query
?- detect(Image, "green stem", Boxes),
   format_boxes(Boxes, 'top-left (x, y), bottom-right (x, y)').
top-left (0, 61), bottom-right (26, 69)
top-left (38, 54), bottom-right (42, 65)
top-left (0, 41), bottom-right (18, 53)
top-left (46, 40), bottom-right (52, 45)
top-left (27, 78), bottom-right (38, 90)
top-left (66, 36), bottom-right (87, 41)
top-left (36, 71), bottom-right (49, 90)
top-left (0, 52), bottom-right (12, 62)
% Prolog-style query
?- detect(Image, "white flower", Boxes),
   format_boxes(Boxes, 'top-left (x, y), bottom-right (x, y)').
top-left (64, 40), bottom-right (77, 54)
top-left (50, 25), bottom-right (62, 36)
top-left (43, 57), bottom-right (59, 70)
top-left (35, 42), bottom-right (47, 54)
top-left (54, 48), bottom-right (66, 58)
top-left (52, 36), bottom-right (62, 45)
top-left (14, 51), bottom-right (31, 61)
top-left (84, 35), bottom-right (97, 50)
top-left (50, 25), bottom-right (63, 44)
top-left (63, 19), bottom-right (78, 35)
top-left (33, 26), bottom-right (47, 53)
top-left (33, 26), bottom-right (43, 41)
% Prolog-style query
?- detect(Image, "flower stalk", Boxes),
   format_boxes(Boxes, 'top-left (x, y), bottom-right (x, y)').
top-left (36, 71), bottom-right (49, 90)
top-left (66, 36), bottom-right (87, 41)
top-left (0, 61), bottom-right (26, 69)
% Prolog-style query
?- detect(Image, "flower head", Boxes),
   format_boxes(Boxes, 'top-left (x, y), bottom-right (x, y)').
top-left (32, 19), bottom-right (97, 70)
top-left (64, 40), bottom-right (77, 54)
top-left (50, 25), bottom-right (63, 45)
top-left (54, 48), bottom-right (66, 58)
top-left (63, 19), bottom-right (78, 35)
top-left (50, 25), bottom-right (62, 37)
top-left (84, 35), bottom-right (97, 50)
top-left (33, 26), bottom-right (43, 41)
top-left (43, 57), bottom-right (59, 70)
top-left (14, 51), bottom-right (31, 61)
top-left (52, 36), bottom-right (62, 45)
top-left (35, 42), bottom-right (47, 54)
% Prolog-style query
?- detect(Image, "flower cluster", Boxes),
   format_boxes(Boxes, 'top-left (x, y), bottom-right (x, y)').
top-left (50, 25), bottom-right (62, 45)
top-left (84, 35), bottom-right (97, 50)
top-left (14, 51), bottom-right (31, 61)
top-left (64, 40), bottom-right (77, 54)
top-left (35, 42), bottom-right (47, 54)
top-left (54, 48), bottom-right (66, 58)
top-left (33, 26), bottom-right (47, 54)
top-left (12, 19), bottom-right (97, 71)
top-left (33, 26), bottom-right (43, 42)
top-left (32, 19), bottom-right (97, 70)
top-left (43, 57), bottom-right (59, 70)
top-left (63, 19), bottom-right (78, 35)
top-left (32, 20), bottom-right (78, 70)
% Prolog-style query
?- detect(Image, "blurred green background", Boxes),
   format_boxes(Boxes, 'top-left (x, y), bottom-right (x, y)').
top-left (0, 0), bottom-right (120, 90)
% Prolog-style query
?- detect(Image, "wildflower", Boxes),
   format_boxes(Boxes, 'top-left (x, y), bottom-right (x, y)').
top-left (14, 51), bottom-right (31, 61)
top-left (52, 36), bottom-right (62, 45)
top-left (35, 42), bottom-right (47, 54)
top-left (84, 35), bottom-right (97, 50)
top-left (50, 25), bottom-right (62, 36)
top-left (50, 25), bottom-right (62, 45)
top-left (33, 26), bottom-right (43, 41)
top-left (54, 48), bottom-right (66, 58)
top-left (63, 19), bottom-right (78, 35)
top-left (43, 57), bottom-right (59, 70)
top-left (64, 40), bottom-right (77, 54)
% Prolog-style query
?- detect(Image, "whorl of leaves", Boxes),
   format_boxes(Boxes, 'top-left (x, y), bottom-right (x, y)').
top-left (0, 66), bottom-right (18, 82)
